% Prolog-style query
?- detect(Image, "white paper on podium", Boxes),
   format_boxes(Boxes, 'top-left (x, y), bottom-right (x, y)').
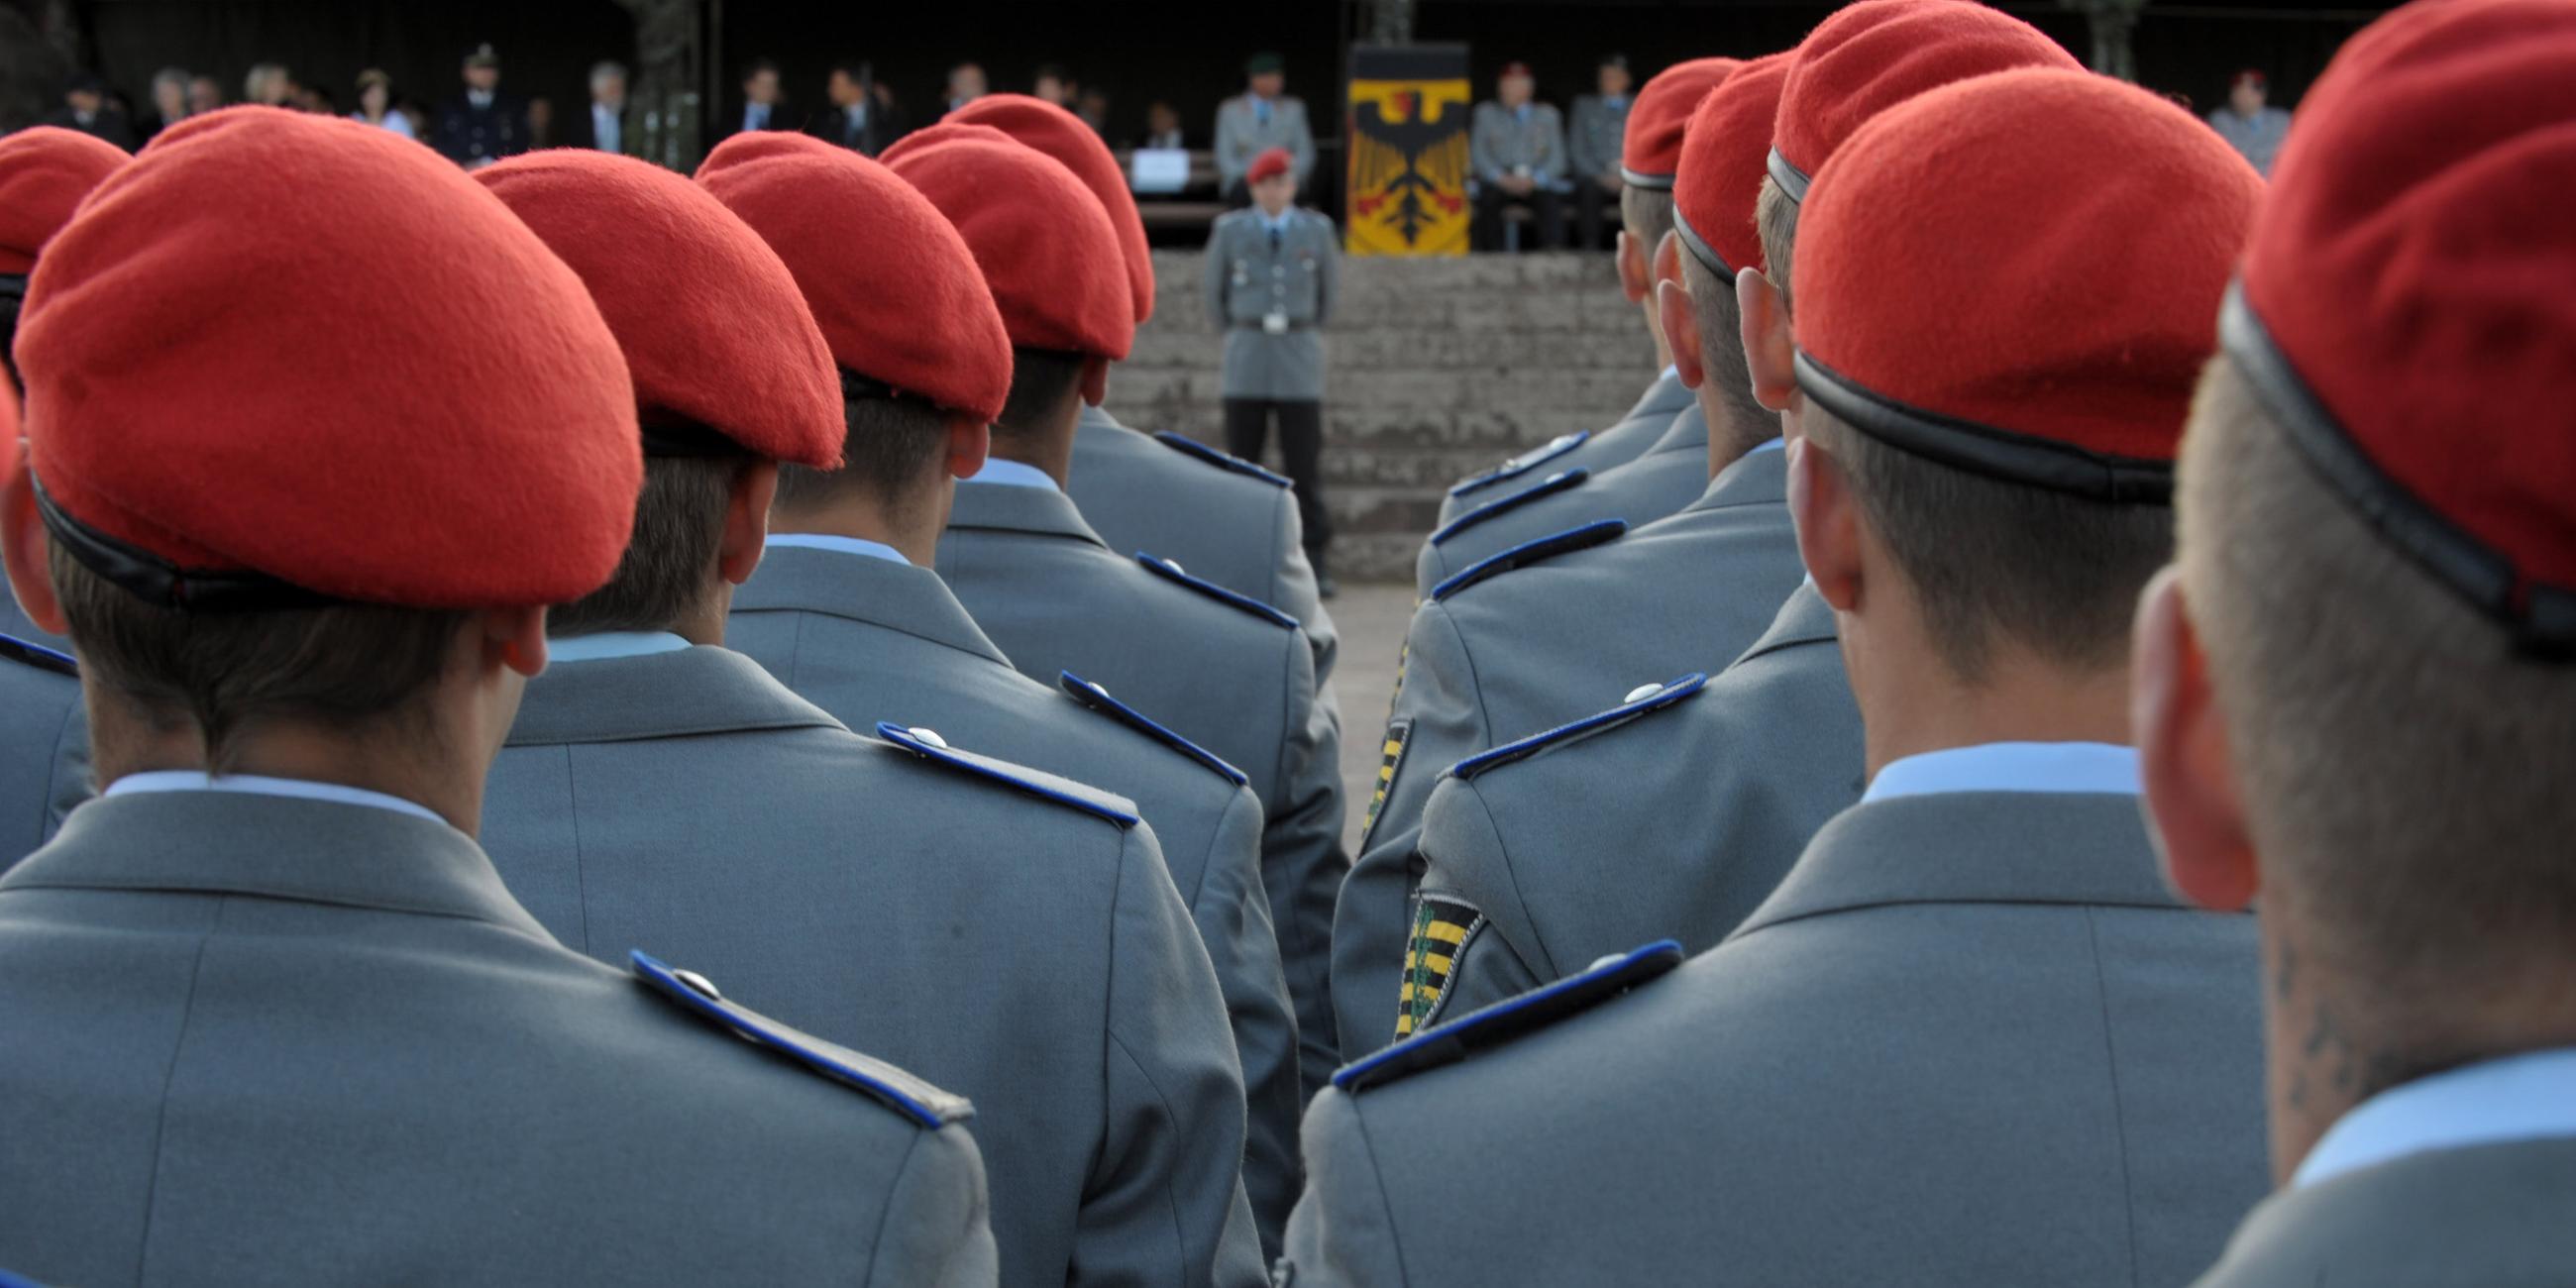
top-left (1129, 148), bottom-right (1191, 194)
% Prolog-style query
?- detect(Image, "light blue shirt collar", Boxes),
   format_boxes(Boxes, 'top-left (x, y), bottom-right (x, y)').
top-left (764, 533), bottom-right (911, 566)
top-left (1747, 437), bottom-right (1785, 456)
top-left (1863, 741), bottom-right (2140, 804)
top-left (547, 631), bottom-right (692, 663)
top-left (105, 771), bottom-right (451, 829)
top-left (2297, 1047), bottom-right (2576, 1188)
top-left (1260, 208), bottom-right (1295, 236)
top-left (965, 459), bottom-right (1061, 491)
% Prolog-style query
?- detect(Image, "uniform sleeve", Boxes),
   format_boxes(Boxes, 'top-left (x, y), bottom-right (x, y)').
top-left (865, 1124), bottom-right (1001, 1288)
top-left (1205, 225), bottom-right (1232, 331)
top-left (1257, 629), bottom-right (1350, 1105)
top-left (1268, 499), bottom-right (1340, 695)
top-left (1089, 823), bottom-right (1269, 1288)
top-left (1216, 104), bottom-right (1246, 180)
top-left (1279, 1090), bottom-right (1410, 1287)
top-left (1469, 107), bottom-right (1502, 183)
top-left (1537, 108), bottom-right (1569, 184)
top-left (1330, 599), bottom-right (1488, 1057)
top-left (1315, 222), bottom-right (1340, 327)
top-left (1567, 100), bottom-right (1605, 180)
top-left (1409, 775), bottom-right (1547, 1023)
top-left (1189, 785), bottom-right (1302, 1257)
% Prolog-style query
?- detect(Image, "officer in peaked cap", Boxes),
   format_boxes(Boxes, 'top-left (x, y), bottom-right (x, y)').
top-left (1432, 56), bottom-right (1736, 526)
top-left (0, 380), bottom-right (84, 865)
top-left (430, 44), bottom-right (530, 169)
top-left (1206, 145), bottom-right (1342, 591)
top-left (2143, 2), bottom-right (2576, 1280)
top-left (0, 108), bottom-right (995, 1285)
top-left (1287, 65), bottom-right (2270, 1285)
top-left (890, 127), bottom-right (1351, 1110)
top-left (470, 142), bottom-right (1262, 1288)
top-left (1331, 54), bottom-right (1806, 1052)
top-left (703, 125), bottom-right (1302, 1255)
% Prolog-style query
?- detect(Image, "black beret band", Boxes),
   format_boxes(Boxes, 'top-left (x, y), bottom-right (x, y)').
top-left (1793, 351), bottom-right (2174, 504)
top-left (1766, 148), bottom-right (1812, 206)
top-left (33, 474), bottom-right (340, 612)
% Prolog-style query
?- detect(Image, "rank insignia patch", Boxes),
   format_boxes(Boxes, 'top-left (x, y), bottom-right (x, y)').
top-left (1360, 717), bottom-right (1413, 849)
top-left (1396, 896), bottom-right (1484, 1037)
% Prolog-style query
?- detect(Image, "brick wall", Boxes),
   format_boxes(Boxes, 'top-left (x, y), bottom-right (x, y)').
top-left (1106, 249), bottom-right (1662, 583)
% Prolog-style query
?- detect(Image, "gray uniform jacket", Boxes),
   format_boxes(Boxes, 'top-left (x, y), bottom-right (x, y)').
top-left (0, 791), bottom-right (996, 1286)
top-left (1566, 93), bottom-right (1630, 181)
top-left (726, 546), bottom-right (1302, 1251)
top-left (1336, 448), bottom-right (1803, 1052)
top-left (0, 634), bottom-right (85, 866)
top-left (1215, 94), bottom-right (1316, 186)
top-left (1207, 207), bottom-right (1339, 402)
top-left (1285, 791), bottom-right (2271, 1287)
top-left (936, 480), bottom-right (1348, 1102)
top-left (1436, 368), bottom-right (1692, 526)
top-left (480, 646), bottom-right (1262, 1288)
top-left (1469, 101), bottom-right (1568, 187)
top-left (2193, 1138), bottom-right (2576, 1287)
top-left (1417, 401), bottom-right (1723, 598)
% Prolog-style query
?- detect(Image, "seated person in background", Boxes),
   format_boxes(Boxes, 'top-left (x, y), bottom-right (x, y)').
top-left (1469, 61), bottom-right (1566, 251)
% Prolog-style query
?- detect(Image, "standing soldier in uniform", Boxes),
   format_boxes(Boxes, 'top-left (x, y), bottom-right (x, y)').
top-left (0, 108), bottom-right (996, 1286)
top-left (1215, 54), bottom-right (1315, 206)
top-left (432, 44), bottom-right (528, 170)
top-left (1565, 54), bottom-right (1633, 250)
top-left (1470, 61), bottom-right (1568, 252)
top-left (1206, 147), bottom-right (1340, 593)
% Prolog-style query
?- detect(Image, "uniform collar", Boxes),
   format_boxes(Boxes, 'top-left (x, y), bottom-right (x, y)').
top-left (547, 630), bottom-right (692, 662)
top-left (1686, 437), bottom-right (1789, 515)
top-left (946, 478), bottom-right (1111, 549)
top-left (1732, 788), bottom-right (2188, 943)
top-left (2297, 1048), bottom-right (2576, 1189)
top-left (1077, 402), bottom-right (1130, 435)
top-left (1864, 742), bottom-right (2141, 804)
top-left (964, 458), bottom-right (1061, 491)
top-left (763, 533), bottom-right (910, 566)
top-left (1260, 207), bottom-right (1295, 235)
top-left (1643, 399), bottom-right (1710, 457)
top-left (3, 789), bottom-right (551, 938)
top-left (103, 771), bottom-right (450, 829)
top-left (733, 545), bottom-right (1011, 666)
top-left (1620, 368), bottom-right (1693, 428)
top-left (1731, 580), bottom-right (1838, 668)
top-left (507, 643), bottom-right (843, 746)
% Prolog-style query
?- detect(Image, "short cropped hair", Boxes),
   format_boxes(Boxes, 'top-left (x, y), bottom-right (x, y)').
top-left (548, 455), bottom-right (745, 636)
top-left (2181, 353), bottom-right (2576, 1001)
top-left (773, 391), bottom-right (951, 511)
top-left (1619, 184), bottom-right (1674, 255)
top-left (51, 544), bottom-right (469, 775)
top-left (996, 348), bottom-right (1089, 445)
top-left (1802, 403), bottom-right (2173, 683)
top-left (1677, 251), bottom-right (1774, 446)
top-left (1755, 175), bottom-right (1798, 313)
top-left (590, 61), bottom-right (627, 89)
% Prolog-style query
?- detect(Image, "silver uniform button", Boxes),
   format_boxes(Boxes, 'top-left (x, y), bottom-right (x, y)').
top-left (1161, 558), bottom-right (1186, 576)
top-left (1587, 953), bottom-right (1627, 972)
top-left (1624, 683), bottom-right (1664, 703)
top-left (907, 726), bottom-right (949, 749)
top-left (674, 969), bottom-right (722, 1001)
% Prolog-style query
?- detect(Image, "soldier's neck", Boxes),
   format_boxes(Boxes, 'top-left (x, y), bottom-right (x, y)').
top-left (1844, 609), bottom-right (2133, 783)
top-left (771, 492), bottom-right (941, 568)
top-left (85, 688), bottom-right (498, 834)
top-left (989, 416), bottom-right (1078, 490)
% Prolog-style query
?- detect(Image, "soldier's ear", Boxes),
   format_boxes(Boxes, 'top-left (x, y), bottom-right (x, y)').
top-left (2133, 566), bottom-right (2261, 912)
top-left (944, 415), bottom-right (991, 482)
top-left (1736, 267), bottom-right (1797, 413)
top-left (716, 460), bottom-right (781, 588)
top-left (0, 439), bottom-right (68, 637)
top-left (1616, 230), bottom-right (1651, 304)
top-left (1657, 278), bottom-right (1703, 389)
top-left (1079, 357), bottom-right (1111, 408)
top-left (1785, 433), bottom-right (1864, 615)
top-left (487, 604), bottom-right (551, 679)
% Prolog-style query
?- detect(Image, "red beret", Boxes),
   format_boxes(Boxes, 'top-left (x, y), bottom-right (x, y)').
top-left (1620, 56), bottom-right (1741, 187)
top-left (1794, 70), bottom-right (2260, 500)
top-left (1772, 0), bottom-right (2081, 205)
top-left (1671, 52), bottom-right (1788, 275)
top-left (877, 121), bottom-right (1019, 164)
top-left (1247, 146), bottom-right (1296, 185)
top-left (2224, 0), bottom-right (2576, 649)
top-left (17, 107), bottom-right (639, 609)
top-left (889, 136), bottom-right (1135, 362)
top-left (948, 94), bottom-right (1157, 325)
top-left (478, 151), bottom-right (840, 469)
top-left (0, 127), bottom-right (126, 275)
top-left (697, 131), bottom-right (1012, 425)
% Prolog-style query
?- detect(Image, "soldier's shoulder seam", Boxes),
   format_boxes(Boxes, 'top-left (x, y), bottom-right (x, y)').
top-left (1449, 430), bottom-right (1592, 500)
top-left (872, 721), bottom-right (1142, 829)
top-left (1134, 553), bottom-right (1300, 629)
top-left (1153, 431), bottom-right (1292, 487)
top-left (1059, 672), bottom-right (1250, 790)
top-left (1331, 939), bottom-right (1684, 1094)
top-left (631, 951), bottom-right (974, 1127)
top-left (1448, 672), bottom-right (1707, 783)
top-left (0, 633), bottom-right (75, 679)
top-left (1429, 519), bottom-right (1626, 601)
top-left (1428, 468), bottom-right (1587, 547)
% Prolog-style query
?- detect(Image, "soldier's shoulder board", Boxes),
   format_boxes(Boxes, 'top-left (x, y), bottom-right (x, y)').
top-left (1135, 553), bottom-right (1300, 629)
top-left (0, 633), bottom-right (75, 679)
top-left (1154, 431), bottom-right (1292, 488)
top-left (1332, 939), bottom-right (1684, 1094)
top-left (1449, 430), bottom-right (1590, 500)
top-left (1428, 468), bottom-right (1587, 547)
top-left (1429, 519), bottom-right (1626, 601)
top-left (632, 951), bottom-right (974, 1127)
top-left (1449, 672), bottom-right (1707, 783)
top-left (1060, 672), bottom-right (1250, 789)
top-left (872, 721), bottom-right (1142, 829)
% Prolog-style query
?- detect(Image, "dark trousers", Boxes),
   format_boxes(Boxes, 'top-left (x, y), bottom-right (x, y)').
top-left (1224, 397), bottom-right (1332, 567)
top-left (1572, 178), bottom-right (1619, 251)
top-left (1473, 184), bottom-right (1564, 252)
